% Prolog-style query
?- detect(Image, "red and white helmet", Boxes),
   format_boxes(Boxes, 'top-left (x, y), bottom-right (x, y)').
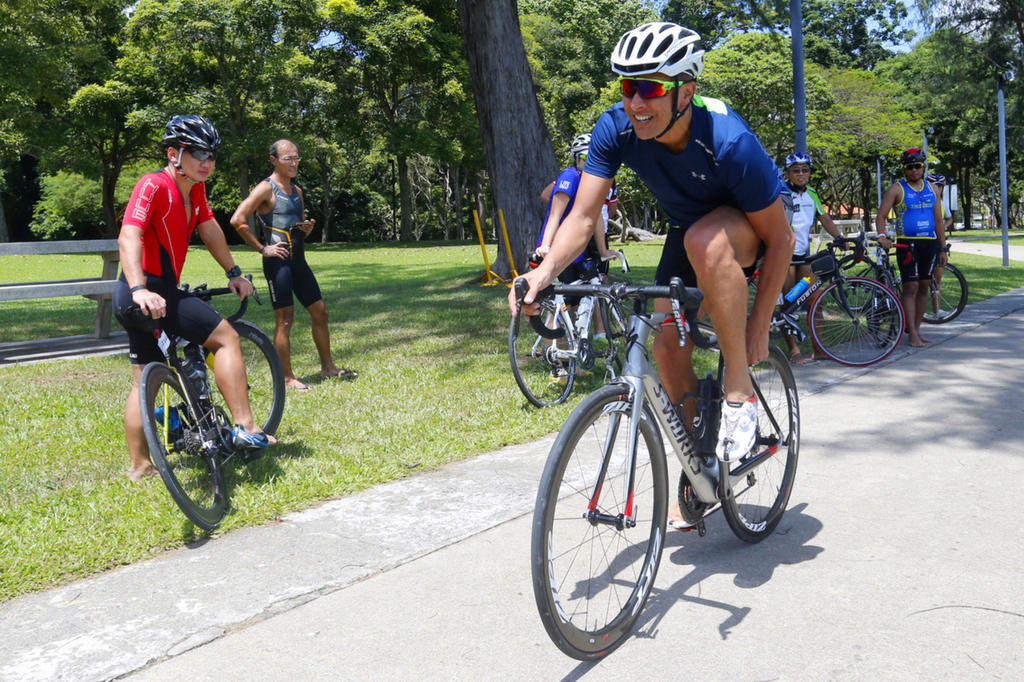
top-left (611, 22), bottom-right (704, 80)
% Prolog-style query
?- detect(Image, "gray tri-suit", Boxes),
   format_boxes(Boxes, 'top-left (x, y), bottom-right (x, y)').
top-left (258, 178), bottom-right (323, 310)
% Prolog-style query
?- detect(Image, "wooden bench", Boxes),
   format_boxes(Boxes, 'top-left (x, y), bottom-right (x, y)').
top-left (0, 239), bottom-right (120, 338)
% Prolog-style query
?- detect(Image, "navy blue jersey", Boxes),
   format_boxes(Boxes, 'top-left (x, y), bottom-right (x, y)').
top-left (538, 165), bottom-right (588, 264)
top-left (585, 95), bottom-right (783, 230)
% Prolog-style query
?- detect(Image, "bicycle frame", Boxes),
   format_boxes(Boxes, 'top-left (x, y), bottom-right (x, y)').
top-left (598, 308), bottom-right (786, 518)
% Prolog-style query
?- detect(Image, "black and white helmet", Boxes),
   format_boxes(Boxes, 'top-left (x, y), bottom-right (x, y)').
top-left (611, 22), bottom-right (705, 80)
top-left (570, 133), bottom-right (591, 157)
top-left (162, 114), bottom-right (221, 152)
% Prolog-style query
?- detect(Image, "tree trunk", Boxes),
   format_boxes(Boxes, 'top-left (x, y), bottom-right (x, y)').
top-left (0, 194), bottom-right (8, 242)
top-left (458, 0), bottom-right (558, 276)
top-left (396, 154), bottom-right (413, 242)
top-left (101, 168), bottom-right (119, 238)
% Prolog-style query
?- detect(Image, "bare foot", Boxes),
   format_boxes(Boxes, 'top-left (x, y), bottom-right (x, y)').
top-left (324, 367), bottom-right (358, 380)
top-left (321, 366), bottom-right (341, 377)
top-left (908, 337), bottom-right (925, 347)
top-left (286, 378), bottom-right (310, 391)
top-left (921, 335), bottom-right (934, 343)
top-left (789, 352), bottom-right (809, 366)
top-left (128, 463), bottom-right (158, 482)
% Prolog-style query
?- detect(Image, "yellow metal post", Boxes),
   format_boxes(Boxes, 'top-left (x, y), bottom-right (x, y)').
top-left (473, 210), bottom-right (505, 286)
top-left (497, 209), bottom-right (519, 284)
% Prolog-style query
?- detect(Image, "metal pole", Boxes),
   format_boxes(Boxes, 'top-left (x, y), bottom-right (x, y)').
top-left (997, 74), bottom-right (1010, 266)
top-left (790, 0), bottom-right (807, 154)
top-left (876, 156), bottom-right (883, 206)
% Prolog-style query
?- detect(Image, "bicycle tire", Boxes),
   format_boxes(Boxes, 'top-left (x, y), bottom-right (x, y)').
top-left (923, 263), bottom-right (968, 324)
top-left (509, 300), bottom-right (576, 407)
top-left (808, 277), bottom-right (905, 367)
top-left (139, 362), bottom-right (227, 530)
top-left (532, 384), bottom-right (668, 660)
top-left (594, 298), bottom-right (624, 378)
top-left (719, 345), bottom-right (799, 543)
top-left (214, 319), bottom-right (286, 434)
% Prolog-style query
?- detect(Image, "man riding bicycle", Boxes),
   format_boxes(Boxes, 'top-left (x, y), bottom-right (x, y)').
top-left (114, 114), bottom-right (275, 481)
top-left (510, 23), bottom-right (793, 472)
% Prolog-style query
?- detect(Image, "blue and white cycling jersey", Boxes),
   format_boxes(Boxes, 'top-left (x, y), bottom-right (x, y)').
top-left (585, 95), bottom-right (783, 230)
top-left (537, 165), bottom-right (589, 263)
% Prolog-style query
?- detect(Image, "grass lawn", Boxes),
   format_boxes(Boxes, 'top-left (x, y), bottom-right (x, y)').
top-left (0, 238), bottom-right (1019, 602)
top-left (960, 232), bottom-right (1024, 245)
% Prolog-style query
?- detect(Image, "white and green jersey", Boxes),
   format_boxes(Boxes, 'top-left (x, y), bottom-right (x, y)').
top-left (789, 185), bottom-right (825, 255)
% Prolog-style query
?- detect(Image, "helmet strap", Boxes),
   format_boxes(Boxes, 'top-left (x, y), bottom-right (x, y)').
top-left (654, 79), bottom-right (690, 140)
top-left (172, 146), bottom-right (202, 184)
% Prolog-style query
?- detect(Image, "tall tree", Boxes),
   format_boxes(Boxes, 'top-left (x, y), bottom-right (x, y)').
top-left (458, 0), bottom-right (558, 273)
top-left (120, 0), bottom-right (323, 213)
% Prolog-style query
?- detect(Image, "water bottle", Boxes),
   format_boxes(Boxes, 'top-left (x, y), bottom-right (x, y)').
top-left (182, 344), bottom-right (210, 398)
top-left (153, 405), bottom-right (181, 433)
top-left (783, 276), bottom-right (812, 303)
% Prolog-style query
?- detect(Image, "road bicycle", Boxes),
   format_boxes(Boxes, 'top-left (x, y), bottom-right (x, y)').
top-left (765, 234), bottom-right (906, 367)
top-left (520, 277), bottom-right (799, 660)
top-left (127, 279), bottom-right (286, 529)
top-left (856, 235), bottom-right (968, 324)
top-left (508, 251), bottom-right (630, 407)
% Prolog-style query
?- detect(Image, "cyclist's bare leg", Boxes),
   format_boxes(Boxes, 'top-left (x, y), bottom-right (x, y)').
top-left (902, 280), bottom-right (931, 346)
top-left (307, 299), bottom-right (343, 377)
top-left (684, 211), bottom-right (757, 402)
top-left (273, 306), bottom-right (307, 390)
top-left (652, 307), bottom-right (698, 528)
top-left (125, 364), bottom-right (158, 481)
top-left (205, 320), bottom-right (278, 443)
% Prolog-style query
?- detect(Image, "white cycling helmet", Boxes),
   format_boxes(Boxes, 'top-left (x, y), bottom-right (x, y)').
top-left (570, 133), bottom-right (591, 157)
top-left (785, 152), bottom-right (812, 168)
top-left (611, 22), bottom-right (705, 80)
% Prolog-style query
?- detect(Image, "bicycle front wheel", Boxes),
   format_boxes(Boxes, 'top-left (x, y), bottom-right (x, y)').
top-left (139, 363), bottom-right (227, 530)
top-left (808, 277), bottom-right (905, 367)
top-left (532, 384), bottom-right (668, 660)
top-left (720, 345), bottom-right (799, 543)
top-left (923, 263), bottom-right (968, 324)
top-left (214, 319), bottom-right (286, 434)
top-left (509, 300), bottom-right (576, 407)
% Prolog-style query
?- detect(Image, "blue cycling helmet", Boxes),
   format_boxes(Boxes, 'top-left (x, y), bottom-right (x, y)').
top-left (784, 152), bottom-right (812, 168)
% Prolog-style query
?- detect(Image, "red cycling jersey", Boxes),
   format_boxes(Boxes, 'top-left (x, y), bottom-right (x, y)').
top-left (122, 169), bottom-right (215, 283)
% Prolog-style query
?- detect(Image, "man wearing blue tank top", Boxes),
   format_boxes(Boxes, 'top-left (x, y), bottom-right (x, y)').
top-left (511, 23), bottom-right (794, 512)
top-left (231, 140), bottom-right (356, 390)
top-left (876, 147), bottom-right (947, 347)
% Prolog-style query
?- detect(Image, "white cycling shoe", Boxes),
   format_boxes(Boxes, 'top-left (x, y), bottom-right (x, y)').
top-left (716, 395), bottom-right (758, 462)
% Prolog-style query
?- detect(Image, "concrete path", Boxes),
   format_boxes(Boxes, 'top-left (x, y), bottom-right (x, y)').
top-left (2, 289), bottom-right (1023, 681)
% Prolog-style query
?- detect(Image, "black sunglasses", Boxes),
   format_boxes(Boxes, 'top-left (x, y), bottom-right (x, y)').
top-left (904, 163), bottom-right (923, 170)
top-left (186, 148), bottom-right (217, 162)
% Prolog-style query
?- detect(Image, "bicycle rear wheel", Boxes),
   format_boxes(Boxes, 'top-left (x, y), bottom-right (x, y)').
top-left (923, 263), bottom-right (968, 324)
top-left (211, 319), bottom-right (286, 435)
top-left (139, 363), bottom-right (227, 530)
top-left (532, 384), bottom-right (668, 660)
top-left (808, 277), bottom-right (905, 367)
top-left (509, 300), bottom-right (576, 407)
top-left (720, 345), bottom-right (799, 543)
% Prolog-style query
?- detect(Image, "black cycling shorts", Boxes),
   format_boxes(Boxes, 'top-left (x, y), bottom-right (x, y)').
top-left (896, 238), bottom-right (940, 282)
top-left (655, 227), bottom-right (764, 288)
top-left (264, 255), bottom-right (323, 310)
top-left (113, 274), bottom-right (224, 365)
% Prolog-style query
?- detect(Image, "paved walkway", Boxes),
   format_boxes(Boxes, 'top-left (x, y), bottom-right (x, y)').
top-left (2, 282), bottom-right (1024, 680)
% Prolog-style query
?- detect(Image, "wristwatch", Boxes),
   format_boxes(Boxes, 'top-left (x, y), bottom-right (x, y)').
top-left (225, 265), bottom-right (242, 278)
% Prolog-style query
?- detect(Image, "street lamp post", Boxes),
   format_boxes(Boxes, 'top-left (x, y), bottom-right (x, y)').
top-left (876, 155), bottom-right (885, 207)
top-left (997, 68), bottom-right (1013, 266)
top-left (922, 126), bottom-right (934, 169)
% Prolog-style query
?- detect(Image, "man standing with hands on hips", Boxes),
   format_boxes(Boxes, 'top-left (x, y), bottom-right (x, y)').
top-left (232, 139), bottom-right (355, 391)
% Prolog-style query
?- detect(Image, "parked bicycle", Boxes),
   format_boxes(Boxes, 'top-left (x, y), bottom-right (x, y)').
top-left (519, 277), bottom-right (799, 660)
top-left (857, 235), bottom-right (968, 324)
top-left (764, 233), bottom-right (906, 367)
top-left (508, 251), bottom-right (630, 407)
top-left (126, 278), bottom-right (286, 529)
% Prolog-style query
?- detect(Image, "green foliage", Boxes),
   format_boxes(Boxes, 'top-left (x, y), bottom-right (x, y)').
top-left (701, 32), bottom-right (835, 161)
top-left (519, 0), bottom-right (658, 151)
top-left (29, 172), bottom-right (105, 240)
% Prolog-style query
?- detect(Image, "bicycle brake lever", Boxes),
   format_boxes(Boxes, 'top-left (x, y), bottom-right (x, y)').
top-left (245, 273), bottom-right (262, 305)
